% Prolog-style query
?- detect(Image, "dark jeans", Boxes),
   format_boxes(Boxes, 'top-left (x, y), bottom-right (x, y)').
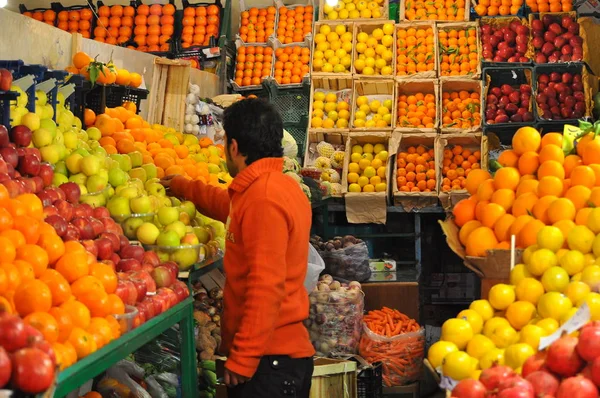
top-left (227, 356), bottom-right (314, 398)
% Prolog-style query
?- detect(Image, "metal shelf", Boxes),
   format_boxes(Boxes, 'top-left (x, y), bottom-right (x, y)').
top-left (54, 297), bottom-right (198, 398)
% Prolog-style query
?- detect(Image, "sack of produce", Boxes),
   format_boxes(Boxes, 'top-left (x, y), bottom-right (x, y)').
top-left (305, 275), bottom-right (364, 357)
top-left (359, 308), bottom-right (425, 387)
top-left (311, 235), bottom-right (371, 282)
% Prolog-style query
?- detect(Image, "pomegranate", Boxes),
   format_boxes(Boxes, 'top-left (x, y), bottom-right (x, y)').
top-left (452, 379), bottom-right (487, 398)
top-left (497, 377), bottom-right (534, 398)
top-left (480, 365), bottom-right (516, 391)
top-left (11, 348), bottom-right (55, 394)
top-left (546, 336), bottom-right (584, 377)
top-left (577, 325), bottom-right (600, 361)
top-left (525, 371), bottom-right (559, 396)
top-left (0, 346), bottom-right (10, 388)
top-left (522, 351), bottom-right (546, 377)
top-left (0, 315), bottom-right (27, 352)
top-left (556, 376), bottom-right (598, 398)
top-left (589, 357), bottom-right (600, 387)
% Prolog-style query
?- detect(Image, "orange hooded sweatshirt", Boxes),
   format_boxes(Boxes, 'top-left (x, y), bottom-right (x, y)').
top-left (170, 157), bottom-right (315, 377)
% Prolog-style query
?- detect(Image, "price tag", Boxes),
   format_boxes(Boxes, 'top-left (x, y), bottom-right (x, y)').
top-left (539, 302), bottom-right (591, 350)
top-left (439, 375), bottom-right (458, 391)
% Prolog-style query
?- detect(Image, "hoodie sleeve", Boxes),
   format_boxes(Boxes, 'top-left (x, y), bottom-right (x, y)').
top-left (169, 176), bottom-right (230, 223)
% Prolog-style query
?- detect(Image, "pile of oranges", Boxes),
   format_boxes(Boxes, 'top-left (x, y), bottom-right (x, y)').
top-left (65, 52), bottom-right (143, 88)
top-left (273, 46), bottom-right (311, 85)
top-left (404, 0), bottom-right (467, 20)
top-left (238, 6), bottom-right (276, 43)
top-left (474, 0), bottom-right (524, 16)
top-left (131, 3), bottom-right (176, 53)
top-left (93, 4), bottom-right (136, 45)
top-left (441, 145), bottom-right (482, 192)
top-left (21, 8), bottom-right (56, 26)
top-left (181, 5), bottom-right (221, 49)
top-left (57, 8), bottom-right (94, 37)
top-left (525, 0), bottom-right (572, 12)
top-left (276, 5), bottom-right (314, 44)
top-left (0, 190), bottom-right (124, 369)
top-left (396, 92), bottom-right (437, 129)
top-left (233, 46), bottom-right (273, 87)
top-left (396, 25), bottom-right (436, 76)
top-left (396, 144), bottom-right (437, 192)
top-left (438, 27), bottom-right (479, 77)
top-left (441, 90), bottom-right (482, 129)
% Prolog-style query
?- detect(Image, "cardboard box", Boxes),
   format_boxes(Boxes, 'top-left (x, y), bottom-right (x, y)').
top-left (350, 79), bottom-right (396, 131)
top-left (312, 21), bottom-right (355, 78)
top-left (439, 79), bottom-right (483, 134)
top-left (396, 21), bottom-right (438, 80)
top-left (308, 77), bottom-right (354, 133)
top-left (436, 22), bottom-right (481, 80)
top-left (395, 79), bottom-right (440, 133)
top-left (353, 21), bottom-right (397, 79)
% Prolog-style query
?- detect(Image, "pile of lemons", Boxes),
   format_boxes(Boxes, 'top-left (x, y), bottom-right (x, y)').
top-left (312, 24), bottom-right (353, 74)
top-left (322, 0), bottom-right (385, 20)
top-left (310, 92), bottom-right (351, 129)
top-left (353, 96), bottom-right (393, 128)
top-left (355, 24), bottom-right (395, 76)
top-left (347, 143), bottom-right (388, 193)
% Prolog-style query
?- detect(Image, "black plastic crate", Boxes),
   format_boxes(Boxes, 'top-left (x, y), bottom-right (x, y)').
top-left (51, 2), bottom-right (97, 39)
top-left (64, 74), bottom-right (91, 121)
top-left (84, 84), bottom-right (148, 115)
top-left (482, 66), bottom-right (536, 127)
top-left (358, 362), bottom-right (383, 398)
top-left (484, 124), bottom-right (525, 146)
top-left (532, 62), bottom-right (591, 122)
top-left (536, 120), bottom-right (579, 134)
top-left (176, 0), bottom-right (224, 55)
top-left (528, 12), bottom-right (582, 65)
top-left (19, 4), bottom-right (56, 26)
top-left (284, 116), bottom-right (308, 159)
top-left (480, 17), bottom-right (533, 68)
top-left (266, 80), bottom-right (310, 125)
top-left (0, 60), bottom-right (47, 113)
top-left (43, 69), bottom-right (69, 122)
top-left (0, 91), bottom-right (19, 129)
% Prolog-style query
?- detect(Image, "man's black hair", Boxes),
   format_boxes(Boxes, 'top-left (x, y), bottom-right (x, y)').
top-left (223, 98), bottom-right (284, 165)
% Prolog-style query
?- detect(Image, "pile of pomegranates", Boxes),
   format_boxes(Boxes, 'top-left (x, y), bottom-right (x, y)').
top-left (531, 14), bottom-right (583, 63)
top-left (535, 70), bottom-right (587, 120)
top-left (480, 20), bottom-right (530, 63)
top-left (451, 322), bottom-right (600, 398)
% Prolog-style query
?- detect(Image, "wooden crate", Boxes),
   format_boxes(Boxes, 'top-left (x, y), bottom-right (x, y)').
top-left (396, 21), bottom-right (438, 80)
top-left (439, 79), bottom-right (483, 134)
top-left (350, 79), bottom-right (396, 131)
top-left (312, 21), bottom-right (355, 77)
top-left (318, 0), bottom-right (389, 21)
top-left (395, 79), bottom-right (440, 134)
top-left (303, 130), bottom-right (349, 168)
top-left (436, 22), bottom-right (481, 80)
top-left (389, 132), bottom-right (440, 210)
top-left (310, 358), bottom-right (357, 398)
top-left (399, 0), bottom-right (469, 21)
top-left (147, 58), bottom-right (191, 133)
top-left (308, 77), bottom-right (354, 132)
top-left (231, 39), bottom-right (272, 91)
top-left (353, 21), bottom-right (397, 79)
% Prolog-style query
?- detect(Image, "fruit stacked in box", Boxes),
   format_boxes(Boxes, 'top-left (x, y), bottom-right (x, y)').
top-left (351, 80), bottom-right (395, 129)
top-left (396, 80), bottom-right (438, 130)
top-left (353, 22), bottom-right (396, 77)
top-left (396, 22), bottom-right (437, 79)
top-left (93, 2), bottom-right (137, 46)
top-left (276, 4), bottom-right (313, 45)
top-left (233, 44), bottom-right (273, 89)
top-left (534, 65), bottom-right (590, 121)
top-left (321, 0), bottom-right (387, 20)
top-left (483, 68), bottom-right (535, 125)
top-left (437, 23), bottom-right (480, 78)
top-left (480, 17), bottom-right (531, 64)
top-left (309, 79), bottom-right (353, 130)
top-left (345, 137), bottom-right (389, 193)
top-left (312, 22), bottom-right (354, 75)
top-left (440, 135), bottom-right (484, 192)
top-left (180, 1), bottom-right (221, 51)
top-left (394, 135), bottom-right (438, 194)
top-left (237, 5), bottom-right (277, 44)
top-left (530, 13), bottom-right (583, 64)
top-left (303, 132), bottom-right (346, 195)
top-left (54, 5), bottom-right (96, 38)
top-left (401, 0), bottom-right (468, 21)
top-left (440, 80), bottom-right (483, 132)
top-left (131, 2), bottom-right (177, 53)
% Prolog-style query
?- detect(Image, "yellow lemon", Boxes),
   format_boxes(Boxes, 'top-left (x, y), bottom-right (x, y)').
top-left (325, 93), bottom-right (338, 103)
top-left (347, 172), bottom-right (359, 184)
top-left (537, 292), bottom-right (573, 320)
top-left (578, 292), bottom-right (600, 321)
top-left (466, 334), bottom-right (496, 359)
top-left (488, 284), bottom-right (516, 310)
top-left (536, 318), bottom-right (559, 335)
top-left (441, 318), bottom-right (473, 350)
top-left (483, 317), bottom-right (511, 337)
top-left (490, 325), bottom-right (518, 348)
top-left (586, 207), bottom-right (600, 233)
top-left (510, 264), bottom-right (532, 285)
top-left (581, 265), bottom-right (600, 290)
top-left (311, 117), bottom-right (323, 128)
top-left (356, 96), bottom-right (369, 107)
top-left (564, 281), bottom-right (591, 305)
top-left (322, 119), bottom-right (335, 128)
top-left (470, 300), bottom-right (494, 322)
top-left (515, 278), bottom-right (544, 304)
top-left (559, 250), bottom-right (585, 275)
top-left (382, 23), bottom-right (394, 35)
top-left (585, 253), bottom-right (596, 266)
top-left (519, 324), bottom-right (545, 349)
top-left (319, 25), bottom-right (331, 35)
top-left (348, 183), bottom-right (361, 193)
top-left (567, 225), bottom-right (595, 254)
top-left (505, 301), bottom-right (537, 330)
top-left (442, 351), bottom-right (478, 381)
top-left (556, 248), bottom-right (569, 260)
top-left (314, 92), bottom-right (326, 102)
top-left (363, 184), bottom-right (375, 192)
top-left (504, 343), bottom-right (536, 370)
top-left (427, 341), bottom-right (458, 369)
top-left (527, 248), bottom-right (557, 276)
top-left (537, 226), bottom-right (564, 252)
top-left (358, 158), bottom-right (371, 170)
top-left (541, 266), bottom-right (570, 292)
top-left (480, 348), bottom-right (505, 369)
top-left (523, 244), bottom-right (538, 265)
top-left (357, 32), bottom-right (369, 43)
top-left (457, 309), bottom-right (484, 335)
top-left (357, 176), bottom-right (369, 187)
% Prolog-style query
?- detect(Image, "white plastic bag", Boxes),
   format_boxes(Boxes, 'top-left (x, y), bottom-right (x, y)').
top-left (305, 244), bottom-right (325, 293)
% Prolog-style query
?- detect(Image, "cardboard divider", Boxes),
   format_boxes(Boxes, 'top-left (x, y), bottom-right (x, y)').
top-left (352, 21), bottom-right (397, 79)
top-left (342, 132), bottom-right (391, 224)
top-left (580, 17), bottom-right (600, 77)
top-left (350, 79), bottom-right (396, 131)
top-left (399, 0), bottom-right (470, 21)
top-left (308, 77), bottom-right (354, 132)
top-left (395, 21), bottom-right (438, 80)
top-left (318, 0), bottom-right (389, 21)
top-left (439, 79), bottom-right (483, 134)
top-left (389, 131), bottom-right (440, 211)
top-left (311, 21), bottom-right (355, 78)
top-left (482, 66), bottom-right (535, 127)
top-left (479, 16), bottom-right (533, 64)
top-left (437, 133), bottom-right (489, 210)
top-left (436, 22), bottom-right (481, 80)
top-left (395, 78), bottom-right (439, 134)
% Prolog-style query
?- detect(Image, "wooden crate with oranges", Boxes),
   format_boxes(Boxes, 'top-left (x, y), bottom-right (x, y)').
top-left (93, 1), bottom-right (138, 45)
top-left (232, 39), bottom-right (274, 90)
top-left (312, 21), bottom-right (355, 77)
top-left (271, 39), bottom-right (312, 88)
top-left (179, 0), bottom-right (223, 52)
top-left (436, 22), bottom-right (481, 80)
top-left (352, 21), bottom-right (397, 79)
top-left (395, 79), bottom-right (439, 134)
top-left (350, 79), bottom-right (396, 131)
top-left (439, 79), bottom-right (483, 134)
top-left (399, 0), bottom-right (469, 21)
top-left (236, 2), bottom-right (278, 44)
top-left (132, 1), bottom-right (178, 53)
top-left (275, 2), bottom-right (314, 45)
top-left (309, 77), bottom-right (354, 132)
top-left (395, 21), bottom-right (438, 80)
top-left (390, 132), bottom-right (440, 208)
top-left (318, 0), bottom-right (389, 21)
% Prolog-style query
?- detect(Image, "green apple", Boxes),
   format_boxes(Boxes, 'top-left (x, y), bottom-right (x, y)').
top-left (39, 119), bottom-right (57, 135)
top-left (21, 112), bottom-right (40, 131)
top-left (157, 230), bottom-right (181, 247)
top-left (182, 233), bottom-right (200, 245)
top-left (170, 196), bottom-right (181, 207)
top-left (76, 130), bottom-right (88, 142)
top-left (63, 130), bottom-right (78, 149)
top-left (80, 192), bottom-right (107, 207)
top-left (117, 186), bottom-right (139, 199)
top-left (146, 182), bottom-right (166, 197)
top-left (86, 174), bottom-right (108, 193)
top-left (40, 145), bottom-right (62, 164)
top-left (129, 178), bottom-right (144, 194)
top-left (149, 196), bottom-right (161, 212)
top-left (78, 184), bottom-right (88, 195)
top-left (207, 164), bottom-right (220, 174)
top-left (92, 147), bottom-right (107, 158)
top-left (72, 116), bottom-right (82, 131)
top-left (72, 147), bottom-right (89, 157)
top-left (53, 130), bottom-right (64, 145)
top-left (69, 173), bottom-right (87, 185)
top-left (183, 134), bottom-right (198, 146)
top-left (122, 217), bottom-right (144, 239)
top-left (105, 158), bottom-right (119, 170)
top-left (179, 212), bottom-right (190, 226)
top-left (129, 167), bottom-right (147, 183)
top-left (81, 156), bottom-right (101, 176)
top-left (158, 207), bottom-right (179, 226)
top-left (209, 221), bottom-right (226, 239)
top-left (171, 247), bottom-right (198, 271)
top-left (35, 90), bottom-right (47, 106)
top-left (160, 197), bottom-right (172, 208)
top-left (118, 155), bottom-right (132, 172)
top-left (128, 151), bottom-right (143, 168)
top-left (164, 133), bottom-right (179, 146)
top-left (86, 127), bottom-right (101, 141)
top-left (180, 201), bottom-right (196, 219)
top-left (107, 196), bottom-right (131, 217)
top-left (66, 153), bottom-right (84, 174)
top-left (130, 195), bottom-right (152, 214)
top-left (136, 222), bottom-right (160, 245)
top-left (32, 128), bottom-right (53, 148)
top-left (165, 221), bottom-right (186, 239)
top-left (141, 164), bottom-right (157, 180)
top-left (193, 226), bottom-right (211, 244)
top-left (52, 173), bottom-right (69, 186)
top-left (193, 153), bottom-right (207, 163)
top-left (108, 168), bottom-right (129, 188)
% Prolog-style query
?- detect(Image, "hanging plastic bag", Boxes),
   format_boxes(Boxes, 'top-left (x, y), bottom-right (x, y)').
top-left (305, 244), bottom-right (325, 293)
top-left (316, 239), bottom-right (371, 282)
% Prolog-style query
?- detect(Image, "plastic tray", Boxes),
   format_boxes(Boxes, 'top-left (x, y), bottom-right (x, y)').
top-left (51, 2), bottom-right (97, 38)
top-left (84, 84), bottom-right (148, 115)
top-left (357, 362), bottom-right (383, 398)
top-left (19, 3), bottom-right (56, 26)
top-left (484, 124), bottom-right (525, 146)
top-left (176, 0), bottom-right (224, 56)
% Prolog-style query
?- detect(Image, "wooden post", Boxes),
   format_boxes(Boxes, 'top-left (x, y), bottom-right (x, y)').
top-left (147, 57), bottom-right (191, 132)
top-left (71, 32), bottom-right (82, 61)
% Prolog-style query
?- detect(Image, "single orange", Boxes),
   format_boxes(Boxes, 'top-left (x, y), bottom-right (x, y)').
top-left (24, 312), bottom-right (59, 343)
top-left (39, 269), bottom-right (72, 306)
top-left (13, 279), bottom-right (52, 316)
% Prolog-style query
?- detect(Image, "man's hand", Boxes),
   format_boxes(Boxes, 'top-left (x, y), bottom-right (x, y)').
top-left (160, 175), bottom-right (178, 196)
top-left (224, 368), bottom-right (250, 387)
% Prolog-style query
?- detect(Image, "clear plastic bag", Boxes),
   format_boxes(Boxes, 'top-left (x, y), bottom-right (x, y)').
top-left (359, 325), bottom-right (425, 387)
top-left (305, 244), bottom-right (325, 293)
top-left (319, 242), bottom-right (371, 282)
top-left (305, 288), bottom-right (364, 356)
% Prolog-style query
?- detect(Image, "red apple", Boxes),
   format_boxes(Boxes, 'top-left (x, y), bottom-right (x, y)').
top-left (59, 182), bottom-right (80, 204)
top-left (128, 270), bottom-right (156, 294)
top-left (130, 277), bottom-right (147, 303)
top-left (63, 224), bottom-right (80, 241)
top-left (120, 244), bottom-right (144, 262)
top-left (0, 69), bottom-right (13, 92)
top-left (138, 298), bottom-right (156, 320)
top-left (141, 250), bottom-right (161, 267)
top-left (2, 180), bottom-right (21, 198)
top-left (73, 203), bottom-right (93, 218)
top-left (92, 207), bottom-right (110, 219)
top-left (81, 239), bottom-right (98, 257)
top-left (117, 258), bottom-right (142, 273)
top-left (45, 214), bottom-right (67, 237)
top-left (29, 340), bottom-right (56, 364)
top-left (95, 237), bottom-right (114, 261)
top-left (101, 259), bottom-right (116, 271)
top-left (151, 294), bottom-right (169, 315)
top-left (141, 264), bottom-right (154, 274)
top-left (152, 266), bottom-right (175, 288)
top-left (157, 287), bottom-right (178, 308)
top-left (100, 232), bottom-right (120, 252)
top-left (90, 218), bottom-right (104, 237)
top-left (10, 125), bottom-right (32, 147)
top-left (114, 279), bottom-right (137, 306)
top-left (38, 163), bottom-right (53, 187)
top-left (161, 261), bottom-right (179, 281)
top-left (171, 280), bottom-right (190, 302)
top-left (54, 199), bottom-right (74, 222)
top-left (30, 176), bottom-right (44, 193)
top-left (72, 217), bottom-right (95, 240)
top-left (18, 154), bottom-right (40, 176)
top-left (42, 205), bottom-right (58, 218)
top-left (110, 253), bottom-right (121, 266)
top-left (0, 147), bottom-right (17, 167)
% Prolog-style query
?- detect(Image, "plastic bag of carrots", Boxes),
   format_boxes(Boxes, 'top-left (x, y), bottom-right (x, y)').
top-left (359, 307), bottom-right (424, 387)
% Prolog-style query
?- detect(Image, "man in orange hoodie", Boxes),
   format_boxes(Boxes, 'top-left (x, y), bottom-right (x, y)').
top-left (162, 99), bottom-right (315, 397)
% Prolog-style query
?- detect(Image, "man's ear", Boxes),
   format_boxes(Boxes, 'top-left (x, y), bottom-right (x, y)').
top-left (229, 138), bottom-right (238, 156)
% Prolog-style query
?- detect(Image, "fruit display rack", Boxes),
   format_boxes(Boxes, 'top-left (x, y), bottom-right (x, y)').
top-left (53, 296), bottom-right (198, 398)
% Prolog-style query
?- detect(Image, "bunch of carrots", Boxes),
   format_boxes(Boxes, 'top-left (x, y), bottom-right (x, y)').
top-left (359, 307), bottom-right (424, 387)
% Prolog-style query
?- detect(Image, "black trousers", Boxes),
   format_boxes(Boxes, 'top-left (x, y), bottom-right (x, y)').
top-left (227, 356), bottom-right (314, 398)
